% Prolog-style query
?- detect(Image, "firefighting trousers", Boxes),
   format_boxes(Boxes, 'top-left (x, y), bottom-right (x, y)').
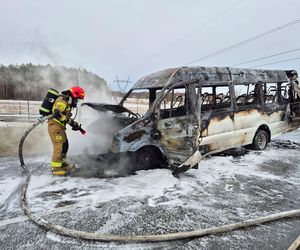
top-left (48, 121), bottom-right (69, 169)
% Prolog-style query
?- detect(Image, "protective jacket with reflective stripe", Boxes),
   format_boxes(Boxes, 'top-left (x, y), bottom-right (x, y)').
top-left (50, 95), bottom-right (72, 127)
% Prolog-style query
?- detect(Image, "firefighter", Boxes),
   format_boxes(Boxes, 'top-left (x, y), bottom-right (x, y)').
top-left (48, 86), bottom-right (85, 176)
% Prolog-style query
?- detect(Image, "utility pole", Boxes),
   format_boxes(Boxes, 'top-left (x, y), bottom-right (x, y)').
top-left (113, 76), bottom-right (132, 93)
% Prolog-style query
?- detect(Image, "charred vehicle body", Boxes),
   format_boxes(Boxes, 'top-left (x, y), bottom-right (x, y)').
top-left (83, 67), bottom-right (300, 174)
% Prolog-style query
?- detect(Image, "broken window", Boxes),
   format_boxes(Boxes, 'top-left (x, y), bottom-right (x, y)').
top-left (263, 83), bottom-right (277, 104)
top-left (201, 85), bottom-right (231, 111)
top-left (278, 82), bottom-right (292, 103)
top-left (215, 86), bottom-right (231, 107)
top-left (234, 83), bottom-right (261, 106)
top-left (263, 82), bottom-right (293, 104)
top-left (159, 87), bottom-right (187, 118)
top-left (122, 89), bottom-right (149, 115)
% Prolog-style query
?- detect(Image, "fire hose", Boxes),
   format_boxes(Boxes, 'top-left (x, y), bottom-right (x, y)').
top-left (18, 115), bottom-right (300, 245)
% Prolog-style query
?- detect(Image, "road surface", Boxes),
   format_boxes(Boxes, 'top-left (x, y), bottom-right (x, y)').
top-left (0, 131), bottom-right (300, 249)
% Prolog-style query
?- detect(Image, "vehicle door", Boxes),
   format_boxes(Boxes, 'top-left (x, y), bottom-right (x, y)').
top-left (155, 84), bottom-right (201, 165)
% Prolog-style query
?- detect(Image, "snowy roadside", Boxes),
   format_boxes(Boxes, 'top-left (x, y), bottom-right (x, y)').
top-left (0, 121), bottom-right (51, 156)
top-left (0, 130), bottom-right (299, 249)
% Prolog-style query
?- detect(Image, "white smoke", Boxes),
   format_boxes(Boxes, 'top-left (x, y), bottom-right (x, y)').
top-left (0, 64), bottom-right (117, 158)
top-left (67, 105), bottom-right (120, 156)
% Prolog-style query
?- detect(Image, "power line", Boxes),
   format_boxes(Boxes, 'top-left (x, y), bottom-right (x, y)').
top-left (113, 76), bottom-right (132, 92)
top-left (232, 47), bottom-right (300, 66)
top-left (127, 0), bottom-right (244, 74)
top-left (253, 56), bottom-right (300, 68)
top-left (186, 17), bottom-right (300, 65)
top-left (150, 0), bottom-right (244, 58)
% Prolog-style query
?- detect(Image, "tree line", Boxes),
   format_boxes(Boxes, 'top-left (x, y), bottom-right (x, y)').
top-left (0, 64), bottom-right (108, 100)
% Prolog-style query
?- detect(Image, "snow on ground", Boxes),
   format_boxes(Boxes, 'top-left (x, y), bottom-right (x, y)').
top-left (0, 130), bottom-right (300, 249)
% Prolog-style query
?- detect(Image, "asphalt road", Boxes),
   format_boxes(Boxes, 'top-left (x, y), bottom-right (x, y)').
top-left (0, 131), bottom-right (300, 249)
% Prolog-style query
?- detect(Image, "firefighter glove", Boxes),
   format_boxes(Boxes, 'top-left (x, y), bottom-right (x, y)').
top-left (70, 120), bottom-right (79, 131)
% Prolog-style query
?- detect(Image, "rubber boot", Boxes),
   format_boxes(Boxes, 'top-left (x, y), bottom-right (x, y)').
top-left (51, 166), bottom-right (67, 176)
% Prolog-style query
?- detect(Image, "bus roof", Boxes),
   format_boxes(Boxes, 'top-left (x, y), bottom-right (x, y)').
top-left (132, 66), bottom-right (296, 89)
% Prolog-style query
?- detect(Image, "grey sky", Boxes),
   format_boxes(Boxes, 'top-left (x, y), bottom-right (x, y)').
top-left (1, 0), bottom-right (300, 90)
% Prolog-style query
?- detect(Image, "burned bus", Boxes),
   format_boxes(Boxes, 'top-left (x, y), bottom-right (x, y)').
top-left (84, 67), bottom-right (300, 174)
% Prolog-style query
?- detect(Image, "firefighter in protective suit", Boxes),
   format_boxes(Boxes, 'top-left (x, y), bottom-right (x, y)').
top-left (48, 86), bottom-right (85, 176)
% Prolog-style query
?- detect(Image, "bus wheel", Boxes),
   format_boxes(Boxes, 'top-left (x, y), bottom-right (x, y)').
top-left (135, 147), bottom-right (164, 170)
top-left (252, 130), bottom-right (269, 150)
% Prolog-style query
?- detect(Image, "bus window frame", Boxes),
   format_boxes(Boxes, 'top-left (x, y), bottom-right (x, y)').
top-left (200, 82), bottom-right (233, 113)
top-left (233, 82), bottom-right (264, 111)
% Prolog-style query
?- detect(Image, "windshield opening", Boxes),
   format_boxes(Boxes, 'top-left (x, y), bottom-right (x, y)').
top-left (157, 86), bottom-right (188, 119)
top-left (121, 89), bottom-right (150, 116)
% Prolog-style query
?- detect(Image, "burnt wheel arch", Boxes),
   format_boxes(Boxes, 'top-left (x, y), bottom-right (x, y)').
top-left (257, 125), bottom-right (271, 142)
top-left (135, 146), bottom-right (166, 171)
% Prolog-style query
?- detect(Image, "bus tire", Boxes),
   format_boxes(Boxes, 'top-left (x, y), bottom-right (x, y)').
top-left (135, 147), bottom-right (164, 171)
top-left (252, 130), bottom-right (269, 150)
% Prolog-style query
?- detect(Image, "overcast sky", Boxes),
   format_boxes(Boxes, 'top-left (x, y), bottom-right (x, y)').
top-left (1, 0), bottom-right (300, 90)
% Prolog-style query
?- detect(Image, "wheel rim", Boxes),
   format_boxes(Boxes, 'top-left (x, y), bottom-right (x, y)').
top-left (257, 133), bottom-right (267, 149)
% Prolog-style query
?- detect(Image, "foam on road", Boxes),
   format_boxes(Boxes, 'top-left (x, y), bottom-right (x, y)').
top-left (0, 131), bottom-right (300, 249)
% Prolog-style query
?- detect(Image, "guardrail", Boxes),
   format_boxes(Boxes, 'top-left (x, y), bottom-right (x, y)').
top-left (0, 99), bottom-right (149, 122)
top-left (0, 100), bottom-right (41, 114)
top-left (0, 100), bottom-right (41, 122)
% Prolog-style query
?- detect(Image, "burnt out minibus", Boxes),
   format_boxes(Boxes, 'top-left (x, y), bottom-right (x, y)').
top-left (84, 67), bottom-right (300, 173)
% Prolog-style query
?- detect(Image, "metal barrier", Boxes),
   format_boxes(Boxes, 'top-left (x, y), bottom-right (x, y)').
top-left (0, 99), bottom-right (149, 121)
top-left (0, 100), bottom-right (41, 121)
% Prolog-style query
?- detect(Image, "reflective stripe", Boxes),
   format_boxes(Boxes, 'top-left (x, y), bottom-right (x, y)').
top-left (39, 107), bottom-right (50, 113)
top-left (53, 118), bottom-right (66, 127)
top-left (51, 161), bottom-right (62, 167)
top-left (60, 116), bottom-right (68, 122)
top-left (48, 89), bottom-right (59, 96)
top-left (52, 170), bottom-right (66, 176)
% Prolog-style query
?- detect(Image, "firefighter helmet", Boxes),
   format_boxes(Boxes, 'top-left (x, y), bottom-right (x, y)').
top-left (70, 86), bottom-right (85, 100)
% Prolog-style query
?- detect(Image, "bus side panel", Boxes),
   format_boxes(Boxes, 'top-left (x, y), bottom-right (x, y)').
top-left (233, 108), bottom-right (297, 146)
top-left (233, 109), bottom-right (269, 146)
top-left (268, 111), bottom-right (289, 138)
top-left (200, 111), bottom-right (234, 153)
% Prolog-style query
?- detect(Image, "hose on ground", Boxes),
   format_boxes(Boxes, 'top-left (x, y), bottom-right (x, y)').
top-left (288, 234), bottom-right (300, 250)
top-left (19, 119), bottom-right (300, 243)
